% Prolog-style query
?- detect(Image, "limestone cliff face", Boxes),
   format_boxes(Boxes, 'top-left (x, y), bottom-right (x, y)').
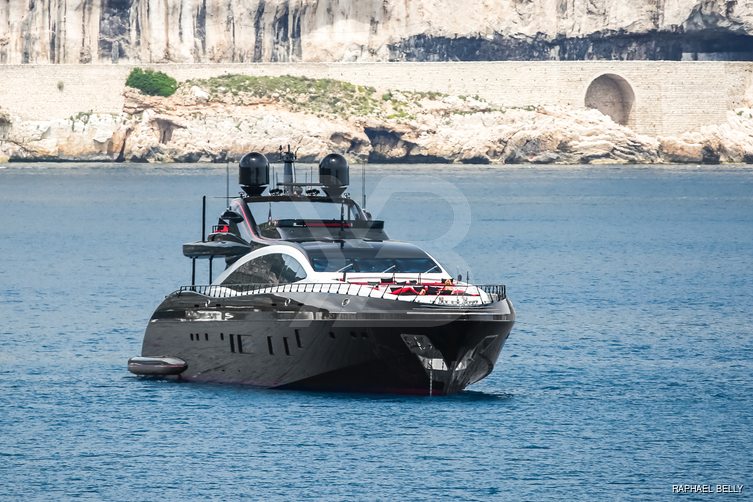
top-left (2, 0), bottom-right (753, 64)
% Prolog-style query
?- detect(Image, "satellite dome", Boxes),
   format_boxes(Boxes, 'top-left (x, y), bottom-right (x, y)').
top-left (239, 152), bottom-right (270, 196)
top-left (318, 153), bottom-right (349, 197)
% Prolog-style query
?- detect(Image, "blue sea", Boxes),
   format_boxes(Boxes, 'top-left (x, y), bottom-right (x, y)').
top-left (1, 163), bottom-right (752, 500)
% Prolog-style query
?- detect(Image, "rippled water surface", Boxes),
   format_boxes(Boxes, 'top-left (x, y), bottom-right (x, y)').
top-left (1, 163), bottom-right (752, 500)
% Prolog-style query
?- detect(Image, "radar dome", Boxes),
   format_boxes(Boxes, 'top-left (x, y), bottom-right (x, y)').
top-left (239, 152), bottom-right (270, 196)
top-left (318, 153), bottom-right (349, 197)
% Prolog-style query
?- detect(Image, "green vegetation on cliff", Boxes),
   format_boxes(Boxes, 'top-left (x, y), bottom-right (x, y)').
top-left (192, 74), bottom-right (381, 117)
top-left (187, 74), bottom-right (466, 120)
top-left (126, 68), bottom-right (178, 97)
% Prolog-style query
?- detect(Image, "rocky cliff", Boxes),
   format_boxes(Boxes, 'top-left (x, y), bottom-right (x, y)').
top-left (2, 74), bottom-right (752, 164)
top-left (2, 0), bottom-right (753, 64)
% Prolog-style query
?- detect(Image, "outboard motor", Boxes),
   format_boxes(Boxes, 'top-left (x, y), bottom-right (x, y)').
top-left (239, 152), bottom-right (270, 196)
top-left (319, 153), bottom-right (349, 198)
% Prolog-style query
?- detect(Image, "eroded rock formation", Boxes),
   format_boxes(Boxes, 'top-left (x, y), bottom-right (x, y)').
top-left (1, 75), bottom-right (752, 164)
top-left (2, 0), bottom-right (753, 64)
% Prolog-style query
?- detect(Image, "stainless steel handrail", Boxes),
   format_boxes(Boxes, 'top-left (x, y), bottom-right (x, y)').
top-left (177, 282), bottom-right (506, 305)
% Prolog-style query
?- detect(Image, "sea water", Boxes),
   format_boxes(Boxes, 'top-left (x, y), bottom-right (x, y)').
top-left (1, 163), bottom-right (752, 500)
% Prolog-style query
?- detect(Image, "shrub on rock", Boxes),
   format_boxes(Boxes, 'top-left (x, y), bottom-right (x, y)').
top-left (126, 68), bottom-right (178, 97)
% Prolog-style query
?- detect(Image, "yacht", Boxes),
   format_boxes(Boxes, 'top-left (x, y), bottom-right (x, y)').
top-left (128, 148), bottom-right (515, 395)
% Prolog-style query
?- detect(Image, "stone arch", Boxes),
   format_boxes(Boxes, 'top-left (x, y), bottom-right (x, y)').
top-left (584, 74), bottom-right (635, 127)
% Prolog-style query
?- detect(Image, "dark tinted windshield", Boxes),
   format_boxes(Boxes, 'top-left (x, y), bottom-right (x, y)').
top-left (223, 253), bottom-right (307, 285)
top-left (310, 256), bottom-right (440, 273)
top-left (303, 242), bottom-right (441, 273)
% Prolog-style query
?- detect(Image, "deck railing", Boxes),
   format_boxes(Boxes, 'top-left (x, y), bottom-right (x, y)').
top-left (177, 282), bottom-right (506, 305)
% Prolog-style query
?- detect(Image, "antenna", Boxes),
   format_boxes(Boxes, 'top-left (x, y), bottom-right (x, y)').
top-left (361, 163), bottom-right (366, 209)
top-left (281, 144), bottom-right (296, 194)
top-left (340, 197), bottom-right (345, 232)
top-left (225, 160), bottom-right (230, 204)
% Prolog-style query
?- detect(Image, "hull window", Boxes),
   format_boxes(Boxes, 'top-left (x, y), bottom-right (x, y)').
top-left (237, 335), bottom-right (253, 354)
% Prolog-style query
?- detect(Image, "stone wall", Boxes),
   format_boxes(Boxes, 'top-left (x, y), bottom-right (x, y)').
top-left (1, 62), bottom-right (751, 136)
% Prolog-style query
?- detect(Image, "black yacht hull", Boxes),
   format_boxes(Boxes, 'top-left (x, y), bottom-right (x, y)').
top-left (141, 289), bottom-right (515, 395)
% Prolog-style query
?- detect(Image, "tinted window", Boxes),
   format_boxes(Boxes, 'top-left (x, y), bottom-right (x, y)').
top-left (279, 255), bottom-right (307, 283)
top-left (223, 254), bottom-right (307, 285)
top-left (310, 256), bottom-right (439, 273)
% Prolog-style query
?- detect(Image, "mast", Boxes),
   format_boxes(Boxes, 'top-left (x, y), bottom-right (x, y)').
top-left (281, 145), bottom-right (296, 194)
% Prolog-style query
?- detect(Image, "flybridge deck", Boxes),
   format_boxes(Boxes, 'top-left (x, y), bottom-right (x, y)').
top-left (183, 148), bottom-right (387, 266)
top-left (182, 204), bottom-right (389, 260)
